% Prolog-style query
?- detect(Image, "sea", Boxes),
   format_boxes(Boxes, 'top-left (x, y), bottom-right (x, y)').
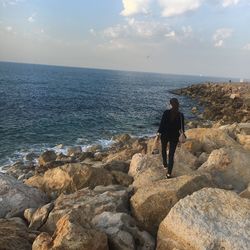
top-left (0, 62), bottom-right (231, 169)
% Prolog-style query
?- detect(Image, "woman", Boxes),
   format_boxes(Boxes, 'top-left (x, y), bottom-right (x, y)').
top-left (157, 98), bottom-right (186, 178)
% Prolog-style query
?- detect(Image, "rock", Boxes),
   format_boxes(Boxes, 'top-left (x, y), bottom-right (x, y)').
top-left (0, 217), bottom-right (35, 250)
top-left (25, 163), bottom-right (115, 197)
top-left (181, 139), bottom-right (203, 155)
top-left (111, 171), bottom-right (133, 186)
top-left (104, 147), bottom-right (144, 163)
top-left (76, 151), bottom-right (94, 161)
top-left (157, 188), bottom-right (250, 250)
top-left (86, 144), bottom-right (103, 153)
top-left (6, 161), bottom-right (34, 179)
top-left (130, 174), bottom-right (215, 235)
top-left (112, 134), bottom-right (131, 143)
top-left (240, 183), bottom-right (250, 199)
top-left (67, 146), bottom-right (82, 156)
top-left (199, 147), bottom-right (250, 192)
top-left (197, 152), bottom-right (209, 165)
top-left (33, 214), bottom-right (108, 250)
top-left (25, 152), bottom-right (38, 161)
top-left (236, 134), bottom-right (250, 150)
top-left (0, 173), bottom-right (48, 218)
top-left (92, 211), bottom-right (155, 250)
top-left (40, 185), bottom-right (129, 234)
top-left (130, 152), bottom-right (195, 191)
top-left (186, 128), bottom-right (239, 153)
top-left (24, 208), bottom-right (36, 224)
top-left (103, 160), bottom-right (129, 173)
top-left (28, 203), bottom-right (54, 230)
top-left (38, 151), bottom-right (57, 166)
top-left (129, 153), bottom-right (145, 178)
top-left (191, 106), bottom-right (197, 113)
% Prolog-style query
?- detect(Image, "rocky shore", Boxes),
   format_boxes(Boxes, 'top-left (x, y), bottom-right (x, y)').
top-left (1, 82), bottom-right (250, 250)
top-left (171, 82), bottom-right (250, 124)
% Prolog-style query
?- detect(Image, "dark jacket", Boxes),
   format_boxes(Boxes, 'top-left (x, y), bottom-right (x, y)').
top-left (157, 109), bottom-right (185, 141)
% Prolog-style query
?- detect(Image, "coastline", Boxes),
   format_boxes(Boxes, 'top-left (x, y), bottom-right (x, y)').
top-left (1, 82), bottom-right (250, 249)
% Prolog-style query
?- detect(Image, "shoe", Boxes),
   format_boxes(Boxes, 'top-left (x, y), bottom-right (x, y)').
top-left (166, 173), bottom-right (172, 179)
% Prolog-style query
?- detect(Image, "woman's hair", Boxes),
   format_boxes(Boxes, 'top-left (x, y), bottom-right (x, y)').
top-left (169, 98), bottom-right (179, 121)
top-left (170, 98), bottom-right (179, 105)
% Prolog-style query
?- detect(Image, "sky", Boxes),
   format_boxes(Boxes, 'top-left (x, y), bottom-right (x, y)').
top-left (0, 0), bottom-right (250, 78)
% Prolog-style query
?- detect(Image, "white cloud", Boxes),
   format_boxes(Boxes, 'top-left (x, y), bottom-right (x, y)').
top-left (121, 0), bottom-right (152, 16)
top-left (103, 18), bottom-right (172, 40)
top-left (158, 0), bottom-right (203, 17)
top-left (28, 13), bottom-right (36, 23)
top-left (243, 43), bottom-right (250, 50)
top-left (221, 0), bottom-right (240, 7)
top-left (213, 28), bottom-right (233, 47)
top-left (5, 26), bottom-right (13, 32)
top-left (89, 28), bottom-right (96, 36)
top-left (1, 0), bottom-right (24, 6)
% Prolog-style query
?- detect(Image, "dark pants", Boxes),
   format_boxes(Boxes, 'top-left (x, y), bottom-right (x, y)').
top-left (160, 135), bottom-right (178, 175)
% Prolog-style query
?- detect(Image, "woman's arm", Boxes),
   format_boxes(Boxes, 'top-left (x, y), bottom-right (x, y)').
top-left (157, 111), bottom-right (167, 134)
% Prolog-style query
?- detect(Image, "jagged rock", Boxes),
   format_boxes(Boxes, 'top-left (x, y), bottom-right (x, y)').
top-left (25, 163), bottom-right (115, 197)
top-left (24, 208), bottom-right (36, 224)
top-left (27, 203), bottom-right (54, 230)
top-left (0, 173), bottom-right (48, 218)
top-left (112, 133), bottom-right (132, 143)
top-left (130, 153), bottom-right (195, 190)
top-left (240, 183), bottom-right (250, 199)
top-left (103, 160), bottom-right (130, 173)
top-left (111, 171), bottom-right (133, 186)
top-left (67, 146), bottom-right (82, 156)
top-left (185, 128), bottom-right (238, 153)
top-left (199, 147), bottom-right (250, 192)
top-left (40, 185), bottom-right (129, 234)
top-left (157, 188), bottom-right (250, 250)
top-left (236, 134), bottom-right (250, 150)
top-left (0, 217), bottom-right (36, 250)
top-left (33, 214), bottom-right (108, 250)
top-left (38, 150), bottom-right (57, 166)
top-left (181, 139), bottom-right (203, 155)
top-left (130, 174), bottom-right (215, 235)
top-left (92, 211), bottom-right (155, 250)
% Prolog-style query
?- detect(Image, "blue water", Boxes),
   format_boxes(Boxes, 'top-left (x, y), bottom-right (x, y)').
top-left (0, 62), bottom-right (229, 166)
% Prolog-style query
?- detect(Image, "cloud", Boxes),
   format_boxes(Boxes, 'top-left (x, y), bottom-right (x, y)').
top-left (89, 28), bottom-right (96, 36)
top-left (158, 0), bottom-right (203, 17)
top-left (243, 43), bottom-right (250, 50)
top-left (1, 0), bottom-right (24, 6)
top-left (103, 18), bottom-right (172, 40)
top-left (121, 0), bottom-right (152, 16)
top-left (213, 28), bottom-right (233, 47)
top-left (221, 0), bottom-right (240, 7)
top-left (28, 13), bottom-right (36, 23)
top-left (5, 26), bottom-right (13, 32)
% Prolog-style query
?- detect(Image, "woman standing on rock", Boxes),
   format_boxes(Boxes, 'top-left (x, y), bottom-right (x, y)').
top-left (156, 98), bottom-right (186, 178)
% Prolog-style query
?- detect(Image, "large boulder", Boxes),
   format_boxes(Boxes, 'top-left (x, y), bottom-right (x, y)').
top-left (157, 188), bottom-right (250, 250)
top-left (103, 160), bottom-right (130, 173)
top-left (185, 128), bottom-right (239, 153)
top-left (129, 153), bottom-right (195, 190)
top-left (25, 163), bottom-right (115, 197)
top-left (0, 217), bottom-right (37, 250)
top-left (39, 185), bottom-right (129, 234)
top-left (33, 214), bottom-right (108, 250)
top-left (199, 147), bottom-right (250, 192)
top-left (38, 150), bottom-right (57, 166)
top-left (130, 174), bottom-right (215, 235)
top-left (92, 211), bottom-right (155, 250)
top-left (0, 173), bottom-right (48, 218)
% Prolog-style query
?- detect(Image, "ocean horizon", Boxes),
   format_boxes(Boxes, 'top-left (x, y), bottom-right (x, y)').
top-left (0, 61), bottom-right (231, 168)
